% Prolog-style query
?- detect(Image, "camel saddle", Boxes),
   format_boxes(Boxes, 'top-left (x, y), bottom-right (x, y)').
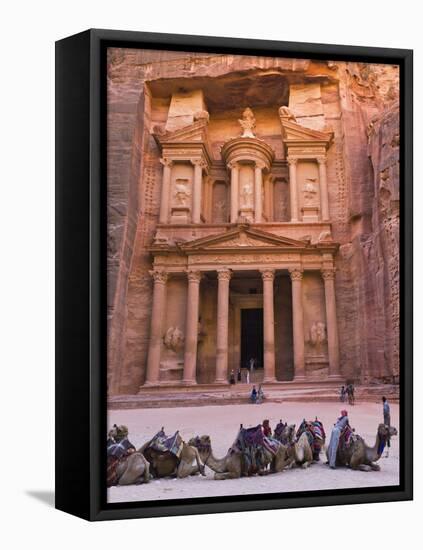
top-left (106, 437), bottom-right (136, 487)
top-left (146, 429), bottom-right (184, 458)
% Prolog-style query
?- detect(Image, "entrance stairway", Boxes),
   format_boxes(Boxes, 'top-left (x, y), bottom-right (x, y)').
top-left (109, 382), bottom-right (399, 410)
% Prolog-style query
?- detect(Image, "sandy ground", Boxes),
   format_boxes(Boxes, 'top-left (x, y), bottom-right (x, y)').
top-left (107, 401), bottom-right (399, 503)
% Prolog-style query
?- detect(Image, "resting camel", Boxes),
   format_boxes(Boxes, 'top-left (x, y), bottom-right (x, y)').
top-left (274, 421), bottom-right (324, 469)
top-left (107, 425), bottom-right (150, 486)
top-left (139, 432), bottom-right (205, 479)
top-left (189, 434), bottom-right (291, 480)
top-left (334, 423), bottom-right (398, 471)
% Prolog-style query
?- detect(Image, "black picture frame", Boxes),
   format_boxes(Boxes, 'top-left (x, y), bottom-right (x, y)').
top-left (55, 28), bottom-right (413, 521)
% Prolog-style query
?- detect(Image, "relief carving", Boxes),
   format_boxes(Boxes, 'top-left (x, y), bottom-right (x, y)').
top-left (173, 179), bottom-right (191, 206)
top-left (303, 178), bottom-right (319, 205)
top-left (163, 326), bottom-right (185, 352)
top-left (238, 107), bottom-right (256, 138)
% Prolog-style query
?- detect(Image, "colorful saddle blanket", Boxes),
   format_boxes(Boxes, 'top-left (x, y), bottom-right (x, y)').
top-left (236, 425), bottom-right (278, 456)
top-left (274, 422), bottom-right (287, 439)
top-left (106, 437), bottom-right (136, 487)
top-left (107, 437), bottom-right (135, 459)
top-left (148, 430), bottom-right (183, 458)
top-left (340, 425), bottom-right (353, 446)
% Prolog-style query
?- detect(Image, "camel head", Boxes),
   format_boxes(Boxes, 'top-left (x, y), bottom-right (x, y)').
top-left (189, 435), bottom-right (211, 455)
top-left (377, 423), bottom-right (393, 440)
top-left (389, 425), bottom-right (398, 437)
top-left (108, 424), bottom-right (129, 442)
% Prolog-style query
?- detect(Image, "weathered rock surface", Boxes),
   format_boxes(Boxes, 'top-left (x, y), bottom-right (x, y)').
top-left (107, 50), bottom-right (400, 394)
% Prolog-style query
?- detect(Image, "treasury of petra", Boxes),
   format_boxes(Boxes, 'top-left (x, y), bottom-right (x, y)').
top-left (107, 50), bottom-right (399, 400)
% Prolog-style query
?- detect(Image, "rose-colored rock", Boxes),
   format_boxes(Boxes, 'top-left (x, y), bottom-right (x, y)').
top-left (107, 49), bottom-right (400, 395)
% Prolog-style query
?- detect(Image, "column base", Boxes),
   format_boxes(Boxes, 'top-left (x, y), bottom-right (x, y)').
top-left (293, 374), bottom-right (307, 382)
top-left (181, 379), bottom-right (197, 386)
top-left (142, 380), bottom-right (160, 388)
top-left (214, 379), bottom-right (229, 385)
top-left (263, 377), bottom-right (277, 384)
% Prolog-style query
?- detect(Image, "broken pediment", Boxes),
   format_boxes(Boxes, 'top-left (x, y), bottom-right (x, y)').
top-left (153, 115), bottom-right (210, 144)
top-left (280, 118), bottom-right (333, 147)
top-left (180, 226), bottom-right (310, 252)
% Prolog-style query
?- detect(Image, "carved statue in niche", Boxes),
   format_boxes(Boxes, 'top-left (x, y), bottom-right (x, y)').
top-left (278, 105), bottom-right (297, 122)
top-left (163, 326), bottom-right (185, 353)
top-left (241, 182), bottom-right (253, 207)
top-left (303, 178), bottom-right (318, 205)
top-left (309, 321), bottom-right (327, 355)
top-left (238, 107), bottom-right (256, 138)
top-left (173, 179), bottom-right (191, 206)
top-left (214, 200), bottom-right (227, 222)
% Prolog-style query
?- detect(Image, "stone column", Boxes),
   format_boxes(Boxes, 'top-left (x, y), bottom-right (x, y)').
top-left (289, 268), bottom-right (305, 380)
top-left (322, 268), bottom-right (341, 378)
top-left (215, 268), bottom-right (232, 383)
top-left (183, 270), bottom-right (202, 384)
top-left (145, 269), bottom-right (168, 385)
top-left (229, 161), bottom-right (239, 223)
top-left (254, 162), bottom-right (264, 223)
top-left (159, 159), bottom-right (173, 224)
top-left (261, 269), bottom-right (276, 383)
top-left (288, 158), bottom-right (299, 222)
top-left (318, 158), bottom-right (330, 221)
top-left (192, 160), bottom-right (204, 224)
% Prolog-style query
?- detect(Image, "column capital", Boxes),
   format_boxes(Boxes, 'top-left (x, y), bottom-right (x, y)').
top-left (287, 157), bottom-right (298, 166)
top-left (255, 160), bottom-right (266, 170)
top-left (217, 268), bottom-right (232, 281)
top-left (321, 268), bottom-right (336, 281)
top-left (227, 160), bottom-right (239, 171)
top-left (289, 267), bottom-right (303, 281)
top-left (186, 269), bottom-right (202, 283)
top-left (160, 157), bottom-right (173, 167)
top-left (260, 268), bottom-right (275, 281)
top-left (316, 156), bottom-right (327, 166)
top-left (149, 269), bottom-right (168, 284)
top-left (191, 158), bottom-right (207, 168)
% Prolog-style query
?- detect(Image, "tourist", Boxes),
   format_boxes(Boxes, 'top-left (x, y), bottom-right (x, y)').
top-left (327, 410), bottom-right (350, 469)
top-left (229, 370), bottom-right (236, 384)
top-left (246, 368), bottom-right (250, 384)
top-left (257, 384), bottom-right (264, 404)
top-left (382, 396), bottom-right (391, 457)
top-left (340, 385), bottom-right (346, 402)
top-left (250, 385), bottom-right (257, 403)
top-left (347, 383), bottom-right (355, 405)
top-left (262, 419), bottom-right (272, 437)
top-left (237, 368), bottom-right (242, 382)
top-left (249, 357), bottom-right (256, 373)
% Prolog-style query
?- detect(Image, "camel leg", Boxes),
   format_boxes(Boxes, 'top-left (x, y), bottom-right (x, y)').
top-left (214, 471), bottom-right (240, 480)
top-left (192, 447), bottom-right (206, 476)
top-left (369, 462), bottom-right (381, 471)
top-left (177, 462), bottom-right (200, 478)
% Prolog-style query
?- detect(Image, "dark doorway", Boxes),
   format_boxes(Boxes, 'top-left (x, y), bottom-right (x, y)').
top-left (241, 308), bottom-right (263, 370)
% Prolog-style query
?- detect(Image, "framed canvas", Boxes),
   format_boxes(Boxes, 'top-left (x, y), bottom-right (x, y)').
top-left (55, 29), bottom-right (413, 521)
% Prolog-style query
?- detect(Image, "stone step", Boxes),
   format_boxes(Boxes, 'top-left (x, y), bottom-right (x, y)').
top-left (109, 384), bottom-right (399, 409)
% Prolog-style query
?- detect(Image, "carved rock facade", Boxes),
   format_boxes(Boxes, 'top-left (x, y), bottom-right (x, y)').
top-left (107, 50), bottom-right (399, 394)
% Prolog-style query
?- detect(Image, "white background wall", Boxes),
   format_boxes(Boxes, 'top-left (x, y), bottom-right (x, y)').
top-left (0, 0), bottom-right (420, 547)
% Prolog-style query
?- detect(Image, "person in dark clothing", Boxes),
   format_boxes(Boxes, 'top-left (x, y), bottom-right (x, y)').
top-left (237, 368), bottom-right (242, 382)
top-left (229, 370), bottom-right (236, 384)
top-left (250, 385), bottom-right (257, 403)
top-left (382, 396), bottom-right (391, 457)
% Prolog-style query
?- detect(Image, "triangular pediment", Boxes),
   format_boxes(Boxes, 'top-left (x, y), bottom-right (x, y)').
top-left (281, 119), bottom-right (333, 145)
top-left (180, 226), bottom-right (310, 252)
top-left (153, 119), bottom-right (209, 144)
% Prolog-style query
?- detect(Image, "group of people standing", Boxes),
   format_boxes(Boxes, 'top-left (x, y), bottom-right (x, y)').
top-left (340, 383), bottom-right (355, 405)
top-left (229, 357), bottom-right (258, 385)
